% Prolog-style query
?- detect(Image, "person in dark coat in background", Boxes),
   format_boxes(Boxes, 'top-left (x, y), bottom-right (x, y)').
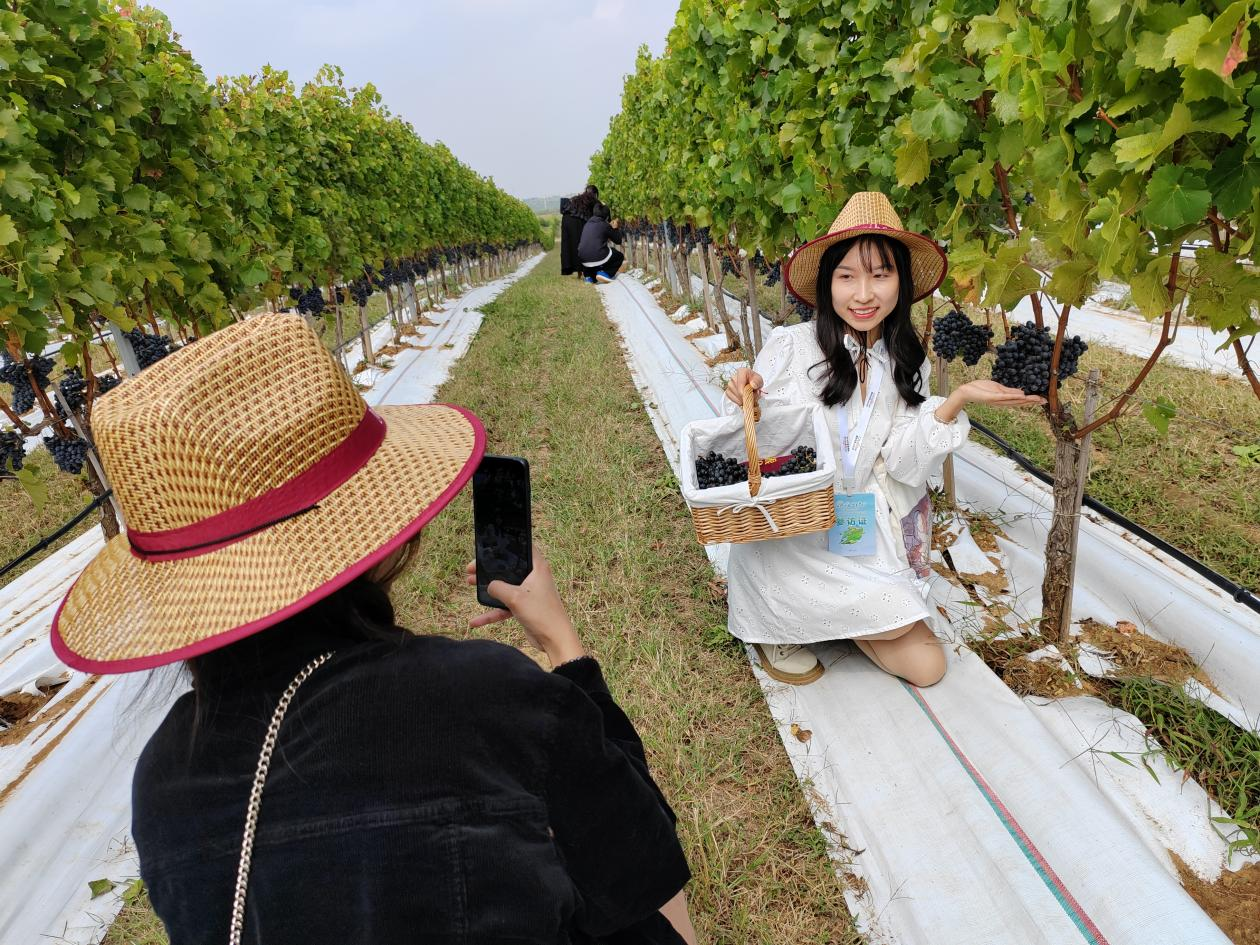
top-left (561, 184), bottom-right (599, 277)
top-left (579, 202), bottom-right (625, 284)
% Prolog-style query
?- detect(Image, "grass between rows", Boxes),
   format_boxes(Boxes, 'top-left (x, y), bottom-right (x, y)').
top-left (103, 249), bottom-right (862, 943)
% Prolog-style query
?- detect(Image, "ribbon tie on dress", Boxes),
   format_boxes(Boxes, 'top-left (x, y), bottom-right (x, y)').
top-left (715, 495), bottom-right (781, 533)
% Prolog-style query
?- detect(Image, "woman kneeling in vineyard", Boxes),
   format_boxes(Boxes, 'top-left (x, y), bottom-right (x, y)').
top-left (723, 192), bottom-right (1044, 687)
top-left (51, 314), bottom-right (696, 944)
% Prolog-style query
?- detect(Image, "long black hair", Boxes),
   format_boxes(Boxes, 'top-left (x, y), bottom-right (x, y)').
top-left (808, 234), bottom-right (927, 409)
top-left (568, 185), bottom-right (599, 220)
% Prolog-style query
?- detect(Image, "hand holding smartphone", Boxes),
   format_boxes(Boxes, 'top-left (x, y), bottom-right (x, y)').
top-left (468, 456), bottom-right (585, 666)
top-left (472, 455), bottom-right (533, 609)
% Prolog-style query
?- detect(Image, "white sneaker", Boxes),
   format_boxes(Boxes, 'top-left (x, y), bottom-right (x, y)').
top-left (753, 643), bottom-right (824, 685)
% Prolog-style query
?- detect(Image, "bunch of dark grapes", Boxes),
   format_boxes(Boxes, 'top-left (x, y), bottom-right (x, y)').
top-left (1, 351), bottom-right (54, 414)
top-left (125, 328), bottom-right (172, 369)
top-left (762, 445), bottom-right (817, 478)
top-left (663, 220), bottom-right (678, 244)
top-left (349, 278), bottom-right (372, 307)
top-left (764, 260), bottom-right (782, 287)
top-left (792, 298), bottom-right (815, 323)
top-left (694, 450), bottom-right (748, 489)
top-left (287, 286), bottom-right (303, 304)
top-left (296, 286), bottom-right (326, 317)
top-left (931, 310), bottom-right (993, 366)
top-left (720, 253), bottom-right (737, 277)
top-left (96, 372), bottom-right (121, 396)
top-left (0, 429), bottom-right (24, 473)
top-left (43, 433), bottom-right (89, 475)
top-left (696, 226), bottom-right (712, 247)
top-left (990, 322), bottom-right (1088, 395)
top-left (58, 367), bottom-right (87, 412)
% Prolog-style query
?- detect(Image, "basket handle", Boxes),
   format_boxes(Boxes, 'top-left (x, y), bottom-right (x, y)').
top-left (742, 383), bottom-right (762, 497)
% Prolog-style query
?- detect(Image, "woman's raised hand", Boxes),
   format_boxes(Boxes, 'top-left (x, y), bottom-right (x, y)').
top-left (465, 550), bottom-right (586, 667)
top-left (724, 367), bottom-right (764, 407)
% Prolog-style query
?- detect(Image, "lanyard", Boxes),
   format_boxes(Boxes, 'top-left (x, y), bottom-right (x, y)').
top-left (836, 361), bottom-right (884, 492)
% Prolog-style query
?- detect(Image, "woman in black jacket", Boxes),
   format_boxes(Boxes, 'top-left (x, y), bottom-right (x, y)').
top-left (561, 184), bottom-right (599, 277)
top-left (51, 313), bottom-right (696, 944)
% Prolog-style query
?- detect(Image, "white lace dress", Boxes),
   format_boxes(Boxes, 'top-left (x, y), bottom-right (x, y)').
top-left (723, 323), bottom-right (970, 644)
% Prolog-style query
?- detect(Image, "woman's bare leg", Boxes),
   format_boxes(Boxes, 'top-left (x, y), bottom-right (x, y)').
top-left (853, 620), bottom-right (946, 687)
top-left (660, 890), bottom-right (698, 944)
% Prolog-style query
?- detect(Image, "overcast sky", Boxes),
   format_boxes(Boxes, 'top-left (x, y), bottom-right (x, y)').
top-left (155, 0), bottom-right (677, 200)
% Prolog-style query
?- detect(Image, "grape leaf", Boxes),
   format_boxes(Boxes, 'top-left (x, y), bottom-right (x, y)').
top-left (895, 136), bottom-right (930, 187)
top-left (1141, 396), bottom-right (1176, 436)
top-left (1143, 165), bottom-right (1211, 230)
top-left (1044, 258), bottom-right (1098, 306)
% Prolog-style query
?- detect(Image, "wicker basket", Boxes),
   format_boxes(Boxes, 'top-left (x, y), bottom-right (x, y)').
top-left (682, 385), bottom-right (836, 545)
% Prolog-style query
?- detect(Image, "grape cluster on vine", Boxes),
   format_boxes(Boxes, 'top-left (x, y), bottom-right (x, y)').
top-left (694, 444), bottom-right (818, 489)
top-left (0, 429), bottom-right (25, 473)
top-left (764, 260), bottom-right (782, 287)
top-left (97, 373), bottom-right (122, 396)
top-left (1, 351), bottom-right (53, 414)
top-left (931, 310), bottom-right (993, 366)
top-left (991, 322), bottom-right (1088, 395)
top-left (349, 278), bottom-right (372, 307)
top-left (43, 433), bottom-right (89, 475)
top-left (792, 298), bottom-right (815, 323)
top-left (125, 328), bottom-right (173, 369)
top-left (292, 286), bottom-right (325, 317)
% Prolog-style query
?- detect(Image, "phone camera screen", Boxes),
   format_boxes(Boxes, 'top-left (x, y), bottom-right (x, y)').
top-left (473, 456), bottom-right (532, 607)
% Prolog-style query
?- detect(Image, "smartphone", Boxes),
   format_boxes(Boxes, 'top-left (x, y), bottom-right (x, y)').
top-left (472, 455), bottom-right (533, 609)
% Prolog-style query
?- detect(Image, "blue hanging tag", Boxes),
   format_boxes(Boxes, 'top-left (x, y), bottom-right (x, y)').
top-left (827, 492), bottom-right (878, 557)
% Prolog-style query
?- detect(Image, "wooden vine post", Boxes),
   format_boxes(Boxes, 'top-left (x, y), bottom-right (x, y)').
top-left (696, 246), bottom-right (717, 333)
top-left (357, 300), bottom-right (375, 365)
top-left (933, 354), bottom-right (956, 506)
top-left (742, 256), bottom-right (763, 356)
top-left (1055, 369), bottom-right (1101, 644)
top-left (51, 386), bottom-right (121, 537)
top-left (704, 245), bottom-right (741, 351)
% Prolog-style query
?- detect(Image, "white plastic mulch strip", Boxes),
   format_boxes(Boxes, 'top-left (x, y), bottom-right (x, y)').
top-left (600, 273), bottom-right (1256, 945)
top-left (0, 253), bottom-right (541, 945)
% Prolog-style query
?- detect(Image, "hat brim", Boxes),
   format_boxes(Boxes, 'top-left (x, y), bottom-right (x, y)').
top-left (51, 403), bottom-right (485, 674)
top-left (783, 225), bottom-right (947, 308)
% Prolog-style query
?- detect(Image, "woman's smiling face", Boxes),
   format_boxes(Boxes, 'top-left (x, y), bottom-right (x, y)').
top-left (829, 238), bottom-right (900, 335)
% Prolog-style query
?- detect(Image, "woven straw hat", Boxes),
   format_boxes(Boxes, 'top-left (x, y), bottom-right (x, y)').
top-left (783, 192), bottom-right (947, 307)
top-left (51, 313), bottom-right (485, 674)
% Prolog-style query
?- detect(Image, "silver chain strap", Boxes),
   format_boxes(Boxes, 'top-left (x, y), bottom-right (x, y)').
top-left (228, 652), bottom-right (334, 945)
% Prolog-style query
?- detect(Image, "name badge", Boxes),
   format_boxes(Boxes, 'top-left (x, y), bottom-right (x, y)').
top-left (827, 492), bottom-right (877, 557)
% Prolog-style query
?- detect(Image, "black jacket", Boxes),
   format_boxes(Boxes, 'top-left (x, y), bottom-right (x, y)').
top-left (578, 219), bottom-right (623, 266)
top-left (132, 626), bottom-right (690, 944)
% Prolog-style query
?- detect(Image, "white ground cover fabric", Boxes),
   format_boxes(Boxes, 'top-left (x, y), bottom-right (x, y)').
top-left (0, 254), bottom-right (541, 944)
top-left (601, 272), bottom-right (1257, 945)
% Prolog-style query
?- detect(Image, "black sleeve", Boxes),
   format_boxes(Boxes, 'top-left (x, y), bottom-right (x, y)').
top-left (607, 223), bottom-right (624, 246)
top-left (544, 658), bottom-right (690, 936)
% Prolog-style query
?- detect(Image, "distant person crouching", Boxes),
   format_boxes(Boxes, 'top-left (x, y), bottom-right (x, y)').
top-left (578, 203), bottom-right (624, 284)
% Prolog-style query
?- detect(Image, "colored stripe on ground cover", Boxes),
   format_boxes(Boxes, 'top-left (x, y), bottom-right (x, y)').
top-left (902, 680), bottom-right (1113, 945)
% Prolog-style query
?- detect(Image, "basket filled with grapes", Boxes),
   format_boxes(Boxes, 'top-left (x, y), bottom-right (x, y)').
top-left (679, 385), bottom-right (836, 544)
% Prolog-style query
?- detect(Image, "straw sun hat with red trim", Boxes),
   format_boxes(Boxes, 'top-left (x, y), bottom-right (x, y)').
top-left (783, 191), bottom-right (948, 308)
top-left (51, 313), bottom-right (485, 674)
